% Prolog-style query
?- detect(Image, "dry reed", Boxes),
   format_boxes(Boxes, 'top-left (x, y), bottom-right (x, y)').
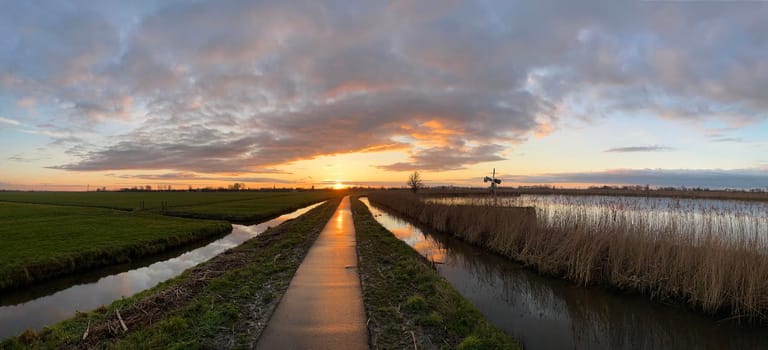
top-left (368, 191), bottom-right (768, 321)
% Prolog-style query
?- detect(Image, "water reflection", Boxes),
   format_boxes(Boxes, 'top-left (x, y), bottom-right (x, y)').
top-left (361, 198), bottom-right (768, 350)
top-left (428, 195), bottom-right (768, 243)
top-left (0, 202), bottom-right (325, 339)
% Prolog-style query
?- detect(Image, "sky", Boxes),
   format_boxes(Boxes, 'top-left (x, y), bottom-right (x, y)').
top-left (1, 0), bottom-right (768, 190)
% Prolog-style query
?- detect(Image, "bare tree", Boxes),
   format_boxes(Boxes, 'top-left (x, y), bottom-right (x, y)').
top-left (407, 171), bottom-right (423, 193)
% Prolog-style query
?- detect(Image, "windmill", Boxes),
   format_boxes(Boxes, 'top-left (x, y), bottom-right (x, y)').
top-left (483, 168), bottom-right (502, 197)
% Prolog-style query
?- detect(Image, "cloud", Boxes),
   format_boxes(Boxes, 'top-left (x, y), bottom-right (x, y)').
top-left (108, 172), bottom-right (294, 184)
top-left (605, 145), bottom-right (674, 153)
top-left (8, 153), bottom-right (51, 163)
top-left (55, 89), bottom-right (547, 172)
top-left (0, 116), bottom-right (21, 126)
top-left (16, 97), bottom-right (35, 108)
top-left (377, 144), bottom-right (506, 171)
top-left (1, 1), bottom-right (767, 174)
top-left (710, 137), bottom-right (746, 143)
top-left (21, 129), bottom-right (69, 138)
top-left (507, 168), bottom-right (768, 189)
top-left (704, 129), bottom-right (749, 143)
top-left (49, 130), bottom-right (272, 173)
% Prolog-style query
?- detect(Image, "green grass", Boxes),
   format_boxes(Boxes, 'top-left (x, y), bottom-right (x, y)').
top-left (0, 202), bottom-right (232, 291)
top-left (0, 198), bottom-right (341, 349)
top-left (0, 191), bottom-right (270, 210)
top-left (350, 197), bottom-right (519, 349)
top-left (0, 191), bottom-right (338, 290)
top-left (0, 191), bottom-right (335, 213)
top-left (0, 190), bottom-right (337, 213)
top-left (166, 191), bottom-right (335, 223)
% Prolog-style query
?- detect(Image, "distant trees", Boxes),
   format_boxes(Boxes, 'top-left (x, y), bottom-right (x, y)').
top-left (407, 171), bottom-right (423, 193)
top-left (118, 185), bottom-right (171, 192)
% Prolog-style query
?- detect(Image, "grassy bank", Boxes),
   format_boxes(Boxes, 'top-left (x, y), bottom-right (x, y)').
top-left (0, 202), bottom-right (232, 292)
top-left (350, 197), bottom-right (518, 349)
top-left (1, 198), bottom-right (341, 349)
top-left (368, 191), bottom-right (768, 322)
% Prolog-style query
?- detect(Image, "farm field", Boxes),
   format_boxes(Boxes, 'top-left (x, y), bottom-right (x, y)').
top-left (0, 191), bottom-right (338, 291)
top-left (0, 191), bottom-right (336, 215)
top-left (165, 191), bottom-right (336, 223)
top-left (0, 201), bottom-right (231, 291)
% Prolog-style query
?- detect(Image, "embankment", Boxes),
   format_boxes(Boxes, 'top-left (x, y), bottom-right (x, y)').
top-left (351, 196), bottom-right (519, 349)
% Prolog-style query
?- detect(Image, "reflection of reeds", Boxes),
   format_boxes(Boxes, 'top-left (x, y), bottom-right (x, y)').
top-left (366, 198), bottom-right (768, 349)
top-left (369, 191), bottom-right (768, 321)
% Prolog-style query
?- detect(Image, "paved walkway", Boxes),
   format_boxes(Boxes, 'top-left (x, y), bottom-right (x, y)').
top-left (256, 196), bottom-right (368, 350)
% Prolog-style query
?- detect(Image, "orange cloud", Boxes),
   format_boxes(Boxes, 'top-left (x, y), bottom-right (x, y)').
top-left (357, 143), bottom-right (409, 153)
top-left (322, 82), bottom-right (391, 100)
top-left (400, 119), bottom-right (464, 147)
top-left (534, 121), bottom-right (554, 138)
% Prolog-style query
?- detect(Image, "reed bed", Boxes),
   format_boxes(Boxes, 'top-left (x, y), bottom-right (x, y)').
top-left (368, 191), bottom-right (768, 321)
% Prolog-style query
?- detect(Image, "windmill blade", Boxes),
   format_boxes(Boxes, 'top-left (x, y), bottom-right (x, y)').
top-left (483, 169), bottom-right (501, 193)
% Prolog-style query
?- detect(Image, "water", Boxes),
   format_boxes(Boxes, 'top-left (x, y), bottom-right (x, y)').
top-left (0, 202), bottom-right (325, 339)
top-left (361, 198), bottom-right (768, 350)
top-left (428, 195), bottom-right (768, 244)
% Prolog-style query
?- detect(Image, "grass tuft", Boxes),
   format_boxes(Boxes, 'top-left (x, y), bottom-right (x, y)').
top-left (404, 295), bottom-right (428, 313)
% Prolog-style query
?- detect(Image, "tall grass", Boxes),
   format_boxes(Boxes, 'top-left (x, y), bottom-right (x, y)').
top-left (368, 191), bottom-right (768, 321)
top-left (419, 187), bottom-right (768, 202)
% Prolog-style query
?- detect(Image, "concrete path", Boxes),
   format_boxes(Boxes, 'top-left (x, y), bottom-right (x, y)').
top-left (256, 196), bottom-right (368, 350)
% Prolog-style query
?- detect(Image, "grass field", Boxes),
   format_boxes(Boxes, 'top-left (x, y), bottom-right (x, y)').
top-left (0, 191), bottom-right (336, 214)
top-left (0, 191), bottom-right (338, 291)
top-left (0, 198), bottom-right (341, 349)
top-left (0, 202), bottom-right (231, 291)
top-left (166, 192), bottom-right (335, 223)
top-left (350, 197), bottom-right (518, 349)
